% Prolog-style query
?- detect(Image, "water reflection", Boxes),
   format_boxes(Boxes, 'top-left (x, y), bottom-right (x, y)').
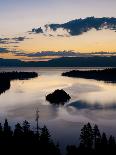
top-left (69, 100), bottom-right (116, 110)
top-left (0, 68), bottom-right (116, 147)
top-left (0, 71), bottom-right (38, 95)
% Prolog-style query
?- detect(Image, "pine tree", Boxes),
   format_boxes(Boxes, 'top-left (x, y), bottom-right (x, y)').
top-left (22, 120), bottom-right (30, 134)
top-left (80, 123), bottom-right (93, 149)
top-left (4, 119), bottom-right (12, 137)
top-left (93, 124), bottom-right (101, 150)
top-left (40, 125), bottom-right (51, 144)
top-left (0, 123), bottom-right (3, 135)
top-left (14, 123), bottom-right (23, 137)
top-left (101, 132), bottom-right (108, 149)
top-left (67, 145), bottom-right (77, 155)
top-left (108, 135), bottom-right (115, 150)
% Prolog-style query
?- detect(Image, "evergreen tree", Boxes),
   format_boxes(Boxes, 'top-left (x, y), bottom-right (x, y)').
top-left (93, 124), bottom-right (101, 150)
top-left (67, 145), bottom-right (77, 155)
top-left (14, 123), bottom-right (23, 137)
top-left (40, 126), bottom-right (61, 155)
top-left (0, 123), bottom-right (3, 144)
top-left (108, 135), bottom-right (115, 151)
top-left (80, 123), bottom-right (93, 149)
top-left (101, 132), bottom-right (108, 151)
top-left (3, 119), bottom-right (12, 137)
top-left (0, 123), bottom-right (3, 135)
top-left (22, 120), bottom-right (30, 134)
top-left (40, 125), bottom-right (51, 144)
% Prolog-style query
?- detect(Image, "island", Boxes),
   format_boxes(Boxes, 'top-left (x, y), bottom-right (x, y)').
top-left (46, 89), bottom-right (71, 105)
top-left (62, 68), bottom-right (116, 82)
top-left (0, 71), bottom-right (38, 94)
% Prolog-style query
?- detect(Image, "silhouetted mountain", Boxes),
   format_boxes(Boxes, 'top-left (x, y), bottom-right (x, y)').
top-left (1, 56), bottom-right (116, 67)
top-left (0, 58), bottom-right (23, 66)
top-left (48, 56), bottom-right (116, 67)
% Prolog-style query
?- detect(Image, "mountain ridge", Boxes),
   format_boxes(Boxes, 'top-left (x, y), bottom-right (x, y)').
top-left (1, 56), bottom-right (116, 67)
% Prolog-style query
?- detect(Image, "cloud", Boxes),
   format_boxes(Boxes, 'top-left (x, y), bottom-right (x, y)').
top-left (32, 27), bottom-right (43, 34)
top-left (12, 36), bottom-right (30, 42)
top-left (0, 47), bottom-right (9, 53)
top-left (14, 50), bottom-right (80, 57)
top-left (32, 17), bottom-right (116, 36)
top-left (0, 38), bottom-right (10, 44)
top-left (0, 49), bottom-right (80, 61)
top-left (0, 36), bottom-right (31, 45)
top-left (70, 100), bottom-right (116, 110)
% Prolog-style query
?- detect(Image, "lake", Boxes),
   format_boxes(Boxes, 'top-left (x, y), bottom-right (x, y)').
top-left (0, 67), bottom-right (116, 149)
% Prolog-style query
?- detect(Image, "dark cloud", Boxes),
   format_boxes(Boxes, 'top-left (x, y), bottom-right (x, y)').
top-left (14, 51), bottom-right (80, 57)
top-left (0, 47), bottom-right (9, 53)
top-left (0, 38), bottom-right (10, 44)
top-left (32, 27), bottom-right (43, 34)
top-left (0, 48), bottom-right (79, 57)
top-left (47, 17), bottom-right (116, 36)
top-left (13, 45), bottom-right (19, 48)
top-left (12, 36), bottom-right (29, 42)
top-left (0, 36), bottom-right (31, 45)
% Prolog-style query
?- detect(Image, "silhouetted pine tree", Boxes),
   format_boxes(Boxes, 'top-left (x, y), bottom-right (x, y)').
top-left (0, 123), bottom-right (3, 135)
top-left (22, 120), bottom-right (30, 134)
top-left (4, 119), bottom-right (12, 137)
top-left (93, 124), bottom-right (101, 150)
top-left (66, 145), bottom-right (78, 155)
top-left (80, 123), bottom-right (93, 149)
top-left (108, 135), bottom-right (116, 153)
top-left (39, 126), bottom-right (61, 155)
top-left (101, 132), bottom-right (108, 152)
top-left (0, 123), bottom-right (3, 145)
top-left (14, 123), bottom-right (23, 137)
top-left (40, 125), bottom-right (51, 144)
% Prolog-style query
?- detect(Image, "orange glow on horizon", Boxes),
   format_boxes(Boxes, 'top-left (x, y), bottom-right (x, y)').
top-left (0, 29), bottom-right (116, 61)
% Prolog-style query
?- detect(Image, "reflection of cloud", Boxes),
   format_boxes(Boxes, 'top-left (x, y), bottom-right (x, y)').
top-left (70, 100), bottom-right (116, 110)
top-left (7, 103), bottom-right (58, 121)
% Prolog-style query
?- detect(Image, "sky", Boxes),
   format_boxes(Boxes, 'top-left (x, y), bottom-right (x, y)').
top-left (0, 0), bottom-right (116, 61)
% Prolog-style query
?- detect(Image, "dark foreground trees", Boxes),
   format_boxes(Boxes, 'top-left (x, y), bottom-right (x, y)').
top-left (0, 119), bottom-right (60, 155)
top-left (67, 123), bottom-right (116, 155)
top-left (0, 119), bottom-right (116, 155)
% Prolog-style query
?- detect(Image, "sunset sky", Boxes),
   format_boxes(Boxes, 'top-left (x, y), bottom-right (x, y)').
top-left (0, 0), bottom-right (116, 61)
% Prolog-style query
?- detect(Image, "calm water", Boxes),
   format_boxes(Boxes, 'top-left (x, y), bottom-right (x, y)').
top-left (0, 67), bottom-right (116, 148)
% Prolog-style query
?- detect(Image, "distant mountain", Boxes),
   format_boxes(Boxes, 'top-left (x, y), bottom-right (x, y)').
top-left (0, 58), bottom-right (22, 67)
top-left (1, 56), bottom-right (116, 67)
